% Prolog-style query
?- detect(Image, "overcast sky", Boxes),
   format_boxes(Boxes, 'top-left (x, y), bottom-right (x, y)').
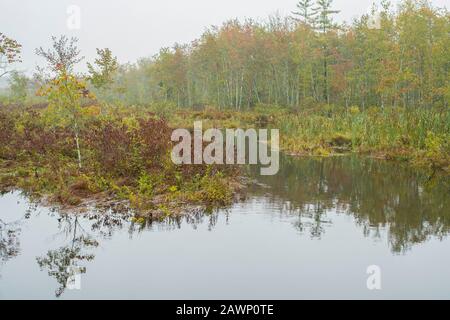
top-left (1, 0), bottom-right (448, 75)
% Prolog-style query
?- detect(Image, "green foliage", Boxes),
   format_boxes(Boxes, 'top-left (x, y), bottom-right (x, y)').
top-left (8, 71), bottom-right (28, 103)
top-left (181, 169), bottom-right (233, 206)
top-left (38, 72), bottom-right (92, 125)
top-left (137, 171), bottom-right (154, 198)
top-left (277, 105), bottom-right (449, 167)
top-left (292, 0), bottom-right (317, 25)
top-left (415, 131), bottom-right (450, 172)
top-left (87, 48), bottom-right (119, 89)
top-left (198, 174), bottom-right (232, 206)
top-left (36, 36), bottom-right (93, 169)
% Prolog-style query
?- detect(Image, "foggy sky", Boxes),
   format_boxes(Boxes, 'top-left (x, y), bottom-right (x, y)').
top-left (1, 0), bottom-right (448, 75)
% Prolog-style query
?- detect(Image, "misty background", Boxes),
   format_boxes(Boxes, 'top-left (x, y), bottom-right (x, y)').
top-left (1, 0), bottom-right (448, 79)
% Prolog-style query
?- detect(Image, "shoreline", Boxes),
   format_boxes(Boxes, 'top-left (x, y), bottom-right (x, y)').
top-left (0, 163), bottom-right (250, 219)
top-left (2, 151), bottom-right (446, 220)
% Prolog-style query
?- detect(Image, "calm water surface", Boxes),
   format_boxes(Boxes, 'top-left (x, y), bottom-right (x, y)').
top-left (0, 156), bottom-right (449, 299)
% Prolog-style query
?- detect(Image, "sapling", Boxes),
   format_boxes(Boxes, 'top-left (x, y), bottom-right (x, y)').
top-left (36, 36), bottom-right (93, 169)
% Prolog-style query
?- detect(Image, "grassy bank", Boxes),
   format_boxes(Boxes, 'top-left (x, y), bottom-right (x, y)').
top-left (278, 106), bottom-right (450, 172)
top-left (168, 105), bottom-right (450, 175)
top-left (0, 105), bottom-right (243, 218)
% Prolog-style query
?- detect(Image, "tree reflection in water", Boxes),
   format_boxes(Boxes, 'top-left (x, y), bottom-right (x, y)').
top-left (0, 201), bottom-right (33, 272)
top-left (250, 155), bottom-right (450, 253)
top-left (0, 218), bottom-right (21, 264)
top-left (36, 215), bottom-right (98, 297)
top-left (34, 205), bottom-right (224, 297)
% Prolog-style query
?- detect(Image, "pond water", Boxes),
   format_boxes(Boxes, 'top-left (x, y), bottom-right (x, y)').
top-left (0, 156), bottom-right (449, 299)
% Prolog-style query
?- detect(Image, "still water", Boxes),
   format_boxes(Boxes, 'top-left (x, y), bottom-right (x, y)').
top-left (0, 156), bottom-right (449, 299)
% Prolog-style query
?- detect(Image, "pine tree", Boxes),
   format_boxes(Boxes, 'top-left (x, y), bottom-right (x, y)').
top-left (292, 0), bottom-right (317, 26)
top-left (313, 0), bottom-right (340, 33)
top-left (312, 0), bottom-right (340, 104)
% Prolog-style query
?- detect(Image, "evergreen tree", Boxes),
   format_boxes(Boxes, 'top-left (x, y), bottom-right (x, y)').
top-left (312, 0), bottom-right (340, 104)
top-left (313, 0), bottom-right (340, 33)
top-left (292, 0), bottom-right (317, 26)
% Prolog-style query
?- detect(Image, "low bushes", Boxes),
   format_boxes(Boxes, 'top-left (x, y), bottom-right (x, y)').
top-left (0, 106), bottom-right (240, 214)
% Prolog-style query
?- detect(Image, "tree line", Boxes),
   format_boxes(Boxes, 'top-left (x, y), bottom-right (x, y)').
top-left (104, 0), bottom-right (448, 110)
top-left (1, 0), bottom-right (449, 110)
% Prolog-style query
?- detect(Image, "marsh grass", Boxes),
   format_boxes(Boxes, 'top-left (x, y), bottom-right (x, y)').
top-left (278, 106), bottom-right (449, 167)
top-left (164, 104), bottom-right (449, 174)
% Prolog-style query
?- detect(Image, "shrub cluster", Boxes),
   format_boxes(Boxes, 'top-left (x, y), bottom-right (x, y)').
top-left (0, 107), bottom-right (240, 213)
